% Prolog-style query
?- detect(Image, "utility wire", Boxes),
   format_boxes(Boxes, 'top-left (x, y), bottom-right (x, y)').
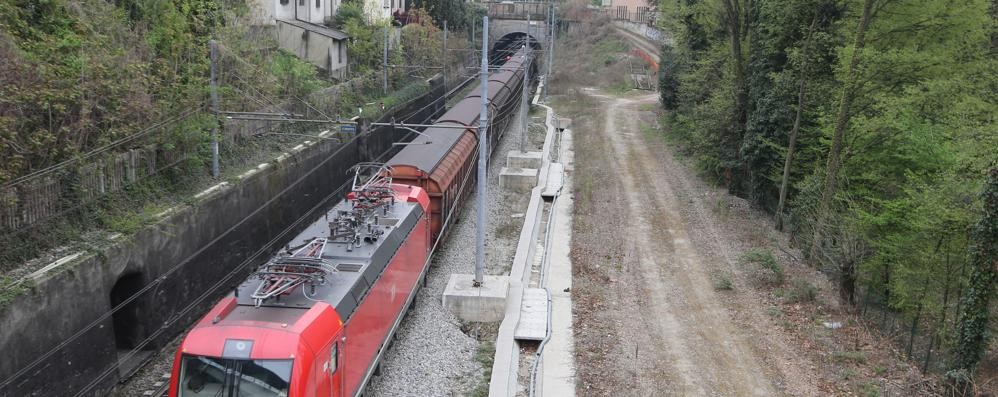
top-left (0, 129), bottom-right (375, 394)
top-left (3, 47), bottom-right (534, 396)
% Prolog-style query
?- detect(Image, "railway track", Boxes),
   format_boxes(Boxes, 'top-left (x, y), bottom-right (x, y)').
top-left (614, 24), bottom-right (662, 62)
top-left (139, 373), bottom-right (170, 397)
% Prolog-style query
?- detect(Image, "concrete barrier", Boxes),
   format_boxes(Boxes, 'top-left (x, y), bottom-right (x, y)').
top-left (488, 77), bottom-right (561, 397)
top-left (500, 167), bottom-right (540, 194)
top-left (506, 151), bottom-right (543, 169)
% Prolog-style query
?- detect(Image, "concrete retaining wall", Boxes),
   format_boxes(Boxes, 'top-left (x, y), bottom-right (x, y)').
top-left (0, 79), bottom-right (445, 397)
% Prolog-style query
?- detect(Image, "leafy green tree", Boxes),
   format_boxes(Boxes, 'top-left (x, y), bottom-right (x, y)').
top-left (343, 17), bottom-right (383, 74)
top-left (951, 167), bottom-right (998, 384)
top-left (808, 0), bottom-right (874, 261)
top-left (409, 0), bottom-right (482, 32)
top-left (398, 8), bottom-right (441, 73)
top-left (658, 44), bottom-right (682, 110)
top-left (333, 2), bottom-right (364, 29)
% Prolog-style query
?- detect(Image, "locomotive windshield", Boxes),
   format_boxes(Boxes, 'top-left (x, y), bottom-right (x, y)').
top-left (179, 355), bottom-right (292, 397)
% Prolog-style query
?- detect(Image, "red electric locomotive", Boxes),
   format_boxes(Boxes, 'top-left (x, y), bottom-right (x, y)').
top-left (169, 165), bottom-right (431, 397)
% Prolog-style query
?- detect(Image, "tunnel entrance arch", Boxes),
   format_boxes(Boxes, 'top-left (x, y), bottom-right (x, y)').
top-left (490, 32), bottom-right (543, 66)
top-left (109, 271), bottom-right (154, 377)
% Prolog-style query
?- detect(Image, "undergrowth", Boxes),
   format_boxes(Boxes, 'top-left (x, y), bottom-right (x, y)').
top-left (741, 247), bottom-right (784, 286)
top-left (470, 340), bottom-right (496, 397)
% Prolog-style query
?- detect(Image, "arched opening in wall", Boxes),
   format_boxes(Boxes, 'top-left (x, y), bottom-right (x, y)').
top-left (109, 272), bottom-right (153, 378)
top-left (491, 32), bottom-right (543, 66)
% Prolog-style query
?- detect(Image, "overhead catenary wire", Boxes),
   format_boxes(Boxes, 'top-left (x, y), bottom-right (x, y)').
top-left (1, 35), bottom-right (501, 190)
top-left (3, 39), bottom-right (534, 396)
top-left (0, 127), bottom-right (377, 394)
top-left (75, 59), bottom-right (529, 397)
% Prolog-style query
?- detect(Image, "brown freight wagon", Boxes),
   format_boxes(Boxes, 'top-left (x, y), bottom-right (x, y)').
top-left (385, 47), bottom-right (534, 243)
top-left (387, 123), bottom-right (478, 242)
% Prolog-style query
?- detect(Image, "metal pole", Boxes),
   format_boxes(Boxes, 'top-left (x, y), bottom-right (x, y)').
top-left (519, 15), bottom-right (530, 152)
top-left (383, 25), bottom-right (389, 95)
top-left (474, 16), bottom-right (489, 287)
top-left (442, 20), bottom-right (448, 91)
top-left (209, 39), bottom-right (220, 178)
top-left (545, 5), bottom-right (555, 101)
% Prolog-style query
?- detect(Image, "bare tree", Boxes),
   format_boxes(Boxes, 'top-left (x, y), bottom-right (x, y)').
top-left (775, 16), bottom-right (818, 231)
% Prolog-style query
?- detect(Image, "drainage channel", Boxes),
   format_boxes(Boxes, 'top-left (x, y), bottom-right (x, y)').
top-left (515, 120), bottom-right (564, 396)
top-left (516, 197), bottom-right (552, 396)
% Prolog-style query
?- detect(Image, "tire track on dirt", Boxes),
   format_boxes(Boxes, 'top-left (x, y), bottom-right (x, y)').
top-left (589, 89), bottom-right (778, 396)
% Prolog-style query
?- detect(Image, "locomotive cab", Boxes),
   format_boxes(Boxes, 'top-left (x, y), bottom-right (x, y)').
top-left (169, 297), bottom-right (346, 397)
top-left (176, 354), bottom-right (294, 396)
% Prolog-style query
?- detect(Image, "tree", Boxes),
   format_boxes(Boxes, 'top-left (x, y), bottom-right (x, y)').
top-left (409, 0), bottom-right (482, 32)
top-left (774, 16), bottom-right (816, 230)
top-left (659, 44), bottom-right (682, 110)
top-left (808, 0), bottom-right (873, 261)
top-left (951, 167), bottom-right (998, 385)
top-left (719, 0), bottom-right (748, 136)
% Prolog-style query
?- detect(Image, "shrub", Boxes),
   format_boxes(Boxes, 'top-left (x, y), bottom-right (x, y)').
top-left (711, 272), bottom-right (734, 290)
top-left (333, 3), bottom-right (364, 28)
top-left (741, 247), bottom-right (784, 286)
top-left (832, 350), bottom-right (867, 364)
top-left (784, 278), bottom-right (817, 303)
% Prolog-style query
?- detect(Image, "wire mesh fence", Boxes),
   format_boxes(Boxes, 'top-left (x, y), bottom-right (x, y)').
top-left (588, 6), bottom-right (659, 25)
top-left (0, 108), bottom-right (210, 238)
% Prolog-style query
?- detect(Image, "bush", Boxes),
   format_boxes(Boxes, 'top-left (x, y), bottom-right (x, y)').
top-left (832, 350), bottom-right (867, 364)
top-left (269, 50), bottom-right (325, 98)
top-left (333, 3), bottom-right (364, 28)
top-left (741, 247), bottom-right (784, 286)
top-left (711, 272), bottom-right (734, 290)
top-left (784, 278), bottom-right (817, 303)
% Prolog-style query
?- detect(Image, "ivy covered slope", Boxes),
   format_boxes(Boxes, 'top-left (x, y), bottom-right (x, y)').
top-left (657, 0), bottom-right (996, 386)
top-left (0, 0), bottom-right (232, 182)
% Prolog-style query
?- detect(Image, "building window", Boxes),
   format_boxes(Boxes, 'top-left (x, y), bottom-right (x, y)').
top-left (299, 0), bottom-right (304, 6)
top-left (316, 0), bottom-right (320, 7)
top-left (280, 0), bottom-right (288, 4)
top-left (338, 42), bottom-right (343, 63)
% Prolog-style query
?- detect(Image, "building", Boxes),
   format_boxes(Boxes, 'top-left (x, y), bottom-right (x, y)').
top-left (362, 0), bottom-right (406, 23)
top-left (253, 0), bottom-right (341, 25)
top-left (276, 18), bottom-right (350, 79)
top-left (252, 0), bottom-right (350, 79)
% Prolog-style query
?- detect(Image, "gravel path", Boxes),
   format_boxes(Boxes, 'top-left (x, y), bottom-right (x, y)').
top-left (569, 90), bottom-right (835, 396)
top-left (367, 113), bottom-right (528, 396)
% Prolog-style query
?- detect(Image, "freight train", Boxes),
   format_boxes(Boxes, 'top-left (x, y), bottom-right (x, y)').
top-left (168, 46), bottom-right (535, 397)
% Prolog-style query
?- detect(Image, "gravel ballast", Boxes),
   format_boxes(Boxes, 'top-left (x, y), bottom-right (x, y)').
top-left (367, 115), bottom-right (529, 396)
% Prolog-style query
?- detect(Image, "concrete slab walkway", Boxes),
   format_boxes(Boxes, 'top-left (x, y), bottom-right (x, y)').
top-left (539, 128), bottom-right (575, 396)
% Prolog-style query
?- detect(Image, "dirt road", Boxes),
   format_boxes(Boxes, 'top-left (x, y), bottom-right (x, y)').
top-left (597, 91), bottom-right (774, 395)
top-left (569, 89), bottom-right (831, 396)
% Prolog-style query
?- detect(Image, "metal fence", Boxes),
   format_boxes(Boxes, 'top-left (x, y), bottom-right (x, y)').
top-left (589, 6), bottom-right (658, 24)
top-left (0, 110), bottom-right (207, 235)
